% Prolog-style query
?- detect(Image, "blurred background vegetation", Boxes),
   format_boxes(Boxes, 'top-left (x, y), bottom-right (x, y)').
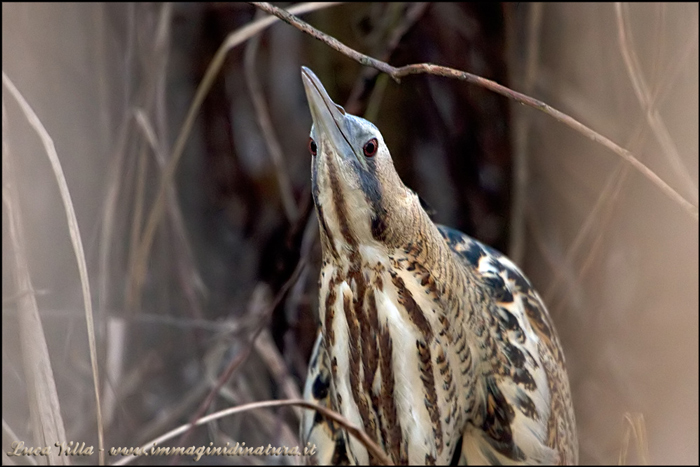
top-left (2, 3), bottom-right (697, 465)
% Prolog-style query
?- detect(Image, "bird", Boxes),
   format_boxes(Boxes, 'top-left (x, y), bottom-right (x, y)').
top-left (298, 66), bottom-right (578, 465)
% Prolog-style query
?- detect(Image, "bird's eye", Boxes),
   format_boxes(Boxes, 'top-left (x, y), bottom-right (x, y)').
top-left (363, 138), bottom-right (378, 157)
top-left (308, 138), bottom-right (317, 156)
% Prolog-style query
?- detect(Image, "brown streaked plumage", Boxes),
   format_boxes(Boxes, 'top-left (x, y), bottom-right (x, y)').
top-left (299, 66), bottom-right (578, 465)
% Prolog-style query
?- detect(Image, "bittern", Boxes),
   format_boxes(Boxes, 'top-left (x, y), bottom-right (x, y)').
top-left (299, 66), bottom-right (578, 465)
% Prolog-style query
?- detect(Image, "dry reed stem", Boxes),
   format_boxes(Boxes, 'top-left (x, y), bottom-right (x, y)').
top-left (98, 115), bottom-right (133, 315)
top-left (251, 1), bottom-right (699, 221)
top-left (132, 2), bottom-right (342, 311)
top-left (244, 18), bottom-right (300, 223)
top-left (3, 110), bottom-right (67, 467)
top-left (112, 399), bottom-right (392, 466)
top-left (126, 136), bottom-right (149, 311)
top-left (619, 412), bottom-right (649, 465)
top-left (345, 2), bottom-right (429, 115)
top-left (100, 3), bottom-right (174, 314)
top-left (508, 2), bottom-right (542, 264)
top-left (102, 318), bottom-right (127, 429)
top-left (3, 73), bottom-right (104, 464)
top-left (544, 99), bottom-right (661, 307)
top-left (552, 165), bottom-right (631, 317)
top-left (615, 3), bottom-right (698, 203)
top-left (174, 254), bottom-right (309, 450)
top-left (542, 162), bottom-right (627, 306)
top-left (254, 328), bottom-right (304, 416)
top-left (133, 108), bottom-right (207, 320)
top-left (546, 3), bottom-right (695, 310)
top-left (125, 4), bottom-right (183, 312)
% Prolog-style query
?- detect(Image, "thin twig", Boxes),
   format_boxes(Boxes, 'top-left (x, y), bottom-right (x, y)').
top-left (3, 73), bottom-right (105, 465)
top-left (543, 160), bottom-right (624, 305)
top-left (551, 165), bottom-right (631, 317)
top-left (244, 15), bottom-right (300, 223)
top-left (245, 400), bottom-right (301, 454)
top-left (508, 2), bottom-right (543, 263)
top-left (345, 2), bottom-right (429, 114)
top-left (250, 1), bottom-right (699, 221)
top-left (134, 379), bottom-right (210, 453)
top-left (100, 3), bottom-right (174, 315)
top-left (210, 372), bottom-right (300, 450)
top-left (255, 328), bottom-right (304, 418)
top-left (3, 105), bottom-right (68, 466)
top-left (7, 307), bottom-right (250, 334)
top-left (172, 207), bottom-right (317, 461)
top-left (132, 108), bottom-right (208, 324)
top-left (112, 399), bottom-right (393, 466)
top-left (174, 253), bottom-right (309, 453)
top-left (614, 2), bottom-right (698, 203)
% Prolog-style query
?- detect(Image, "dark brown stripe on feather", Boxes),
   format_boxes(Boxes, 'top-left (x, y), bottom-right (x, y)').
top-left (391, 274), bottom-right (433, 341)
top-left (315, 204), bottom-right (339, 260)
top-left (378, 318), bottom-right (403, 463)
top-left (323, 272), bottom-right (340, 348)
top-left (417, 339), bottom-right (444, 454)
top-left (343, 284), bottom-right (379, 463)
top-left (325, 145), bottom-right (356, 248)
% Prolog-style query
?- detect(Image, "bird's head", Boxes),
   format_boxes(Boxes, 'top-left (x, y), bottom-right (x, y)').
top-left (301, 66), bottom-right (416, 252)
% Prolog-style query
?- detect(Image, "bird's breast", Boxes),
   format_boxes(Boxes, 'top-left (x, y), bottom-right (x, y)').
top-left (318, 244), bottom-right (473, 465)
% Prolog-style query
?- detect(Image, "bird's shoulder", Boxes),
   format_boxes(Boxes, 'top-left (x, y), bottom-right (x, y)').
top-left (436, 225), bottom-right (577, 464)
top-left (436, 224), bottom-right (563, 363)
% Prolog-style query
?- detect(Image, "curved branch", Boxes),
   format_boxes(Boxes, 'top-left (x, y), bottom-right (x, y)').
top-left (111, 399), bottom-right (392, 466)
top-left (250, 1), bottom-right (698, 221)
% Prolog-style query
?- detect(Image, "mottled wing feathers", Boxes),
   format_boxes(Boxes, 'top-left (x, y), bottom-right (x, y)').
top-left (438, 226), bottom-right (578, 465)
top-left (302, 224), bottom-right (577, 465)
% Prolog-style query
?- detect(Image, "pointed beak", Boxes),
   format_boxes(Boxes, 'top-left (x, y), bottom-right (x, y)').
top-left (301, 66), bottom-right (365, 168)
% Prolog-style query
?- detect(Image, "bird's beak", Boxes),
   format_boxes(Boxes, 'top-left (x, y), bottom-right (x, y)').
top-left (301, 66), bottom-right (366, 169)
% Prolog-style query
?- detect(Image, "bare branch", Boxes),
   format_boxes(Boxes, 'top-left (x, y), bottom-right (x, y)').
top-left (250, 1), bottom-right (699, 221)
top-left (112, 399), bottom-right (393, 466)
top-left (509, 2), bottom-right (543, 263)
top-left (174, 225), bottom-right (311, 451)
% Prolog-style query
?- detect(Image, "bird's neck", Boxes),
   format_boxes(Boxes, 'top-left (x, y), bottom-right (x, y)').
top-left (319, 191), bottom-right (479, 322)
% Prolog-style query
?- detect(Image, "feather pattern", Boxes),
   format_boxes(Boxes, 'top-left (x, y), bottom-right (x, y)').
top-left (302, 225), bottom-right (578, 465)
top-left (299, 66), bottom-right (577, 465)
